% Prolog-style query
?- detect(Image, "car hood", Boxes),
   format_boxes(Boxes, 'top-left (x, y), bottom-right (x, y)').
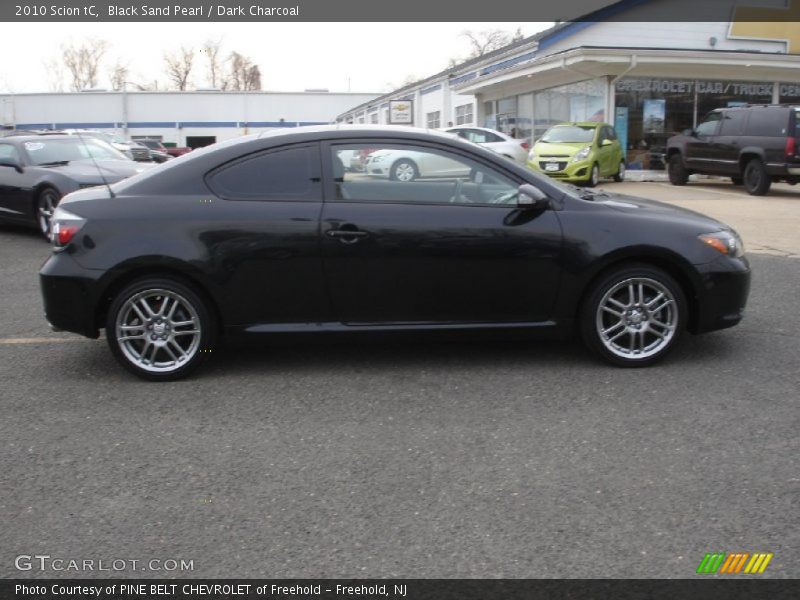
top-left (534, 141), bottom-right (589, 156)
top-left (591, 191), bottom-right (730, 232)
top-left (41, 159), bottom-right (153, 182)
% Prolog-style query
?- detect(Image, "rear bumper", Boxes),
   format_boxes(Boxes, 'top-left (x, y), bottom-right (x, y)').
top-left (692, 255), bottom-right (751, 334)
top-left (40, 253), bottom-right (102, 338)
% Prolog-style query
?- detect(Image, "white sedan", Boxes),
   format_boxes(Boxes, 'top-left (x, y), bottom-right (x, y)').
top-left (363, 149), bottom-right (470, 182)
top-left (445, 126), bottom-right (530, 164)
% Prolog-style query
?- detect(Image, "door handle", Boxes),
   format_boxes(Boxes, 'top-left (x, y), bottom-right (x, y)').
top-left (326, 224), bottom-right (368, 244)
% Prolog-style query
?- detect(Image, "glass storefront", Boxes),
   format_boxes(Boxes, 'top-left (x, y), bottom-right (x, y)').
top-left (615, 78), bottom-right (774, 170)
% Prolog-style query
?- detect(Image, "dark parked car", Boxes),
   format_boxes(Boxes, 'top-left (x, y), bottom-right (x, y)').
top-left (667, 104), bottom-right (800, 195)
top-left (135, 139), bottom-right (173, 163)
top-left (40, 126), bottom-right (751, 380)
top-left (0, 134), bottom-right (150, 237)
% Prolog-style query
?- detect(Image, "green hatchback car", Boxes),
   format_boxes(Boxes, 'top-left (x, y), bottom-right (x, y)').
top-left (527, 122), bottom-right (626, 186)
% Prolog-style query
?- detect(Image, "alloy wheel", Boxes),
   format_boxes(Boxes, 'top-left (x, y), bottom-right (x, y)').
top-left (37, 189), bottom-right (60, 238)
top-left (595, 277), bottom-right (678, 359)
top-left (115, 288), bottom-right (202, 374)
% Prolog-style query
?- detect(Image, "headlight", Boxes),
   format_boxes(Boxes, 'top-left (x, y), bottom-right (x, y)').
top-left (571, 146), bottom-right (592, 163)
top-left (698, 230), bottom-right (744, 258)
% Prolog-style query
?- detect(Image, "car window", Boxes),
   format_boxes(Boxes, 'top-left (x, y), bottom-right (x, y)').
top-left (719, 110), bottom-right (747, 136)
top-left (330, 143), bottom-right (520, 206)
top-left (0, 144), bottom-right (20, 162)
top-left (541, 126), bottom-right (596, 143)
top-left (696, 112), bottom-right (722, 136)
top-left (207, 145), bottom-right (320, 201)
top-left (743, 108), bottom-right (789, 137)
top-left (603, 126), bottom-right (618, 141)
top-left (21, 138), bottom-right (128, 164)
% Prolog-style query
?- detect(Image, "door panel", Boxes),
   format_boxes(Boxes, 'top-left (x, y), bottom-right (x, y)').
top-left (322, 140), bottom-right (563, 325)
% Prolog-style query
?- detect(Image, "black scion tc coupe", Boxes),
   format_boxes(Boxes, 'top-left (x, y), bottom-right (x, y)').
top-left (40, 126), bottom-right (751, 380)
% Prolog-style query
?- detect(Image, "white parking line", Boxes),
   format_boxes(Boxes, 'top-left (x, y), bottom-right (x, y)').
top-left (0, 337), bottom-right (98, 344)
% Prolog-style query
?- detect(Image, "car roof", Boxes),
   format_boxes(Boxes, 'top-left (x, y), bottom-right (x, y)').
top-left (2, 134), bottom-right (76, 143)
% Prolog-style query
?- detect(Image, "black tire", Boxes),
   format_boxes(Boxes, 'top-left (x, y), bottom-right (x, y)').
top-left (668, 154), bottom-right (688, 186)
top-left (743, 158), bottom-right (771, 196)
top-left (580, 264), bottom-right (686, 367)
top-left (35, 187), bottom-right (61, 239)
top-left (731, 176), bottom-right (743, 186)
top-left (106, 277), bottom-right (216, 381)
top-left (613, 160), bottom-right (626, 182)
top-left (390, 159), bottom-right (419, 182)
top-left (585, 163), bottom-right (600, 187)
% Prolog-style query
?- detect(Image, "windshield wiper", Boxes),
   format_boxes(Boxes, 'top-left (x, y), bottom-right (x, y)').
top-left (38, 160), bottom-right (70, 167)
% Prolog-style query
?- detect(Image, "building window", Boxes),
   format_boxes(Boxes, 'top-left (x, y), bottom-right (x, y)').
top-left (369, 112), bottom-right (378, 124)
top-left (455, 103), bottom-right (473, 125)
top-left (426, 111), bottom-right (441, 129)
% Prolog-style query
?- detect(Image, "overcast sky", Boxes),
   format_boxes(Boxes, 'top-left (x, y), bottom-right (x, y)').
top-left (0, 22), bottom-right (552, 94)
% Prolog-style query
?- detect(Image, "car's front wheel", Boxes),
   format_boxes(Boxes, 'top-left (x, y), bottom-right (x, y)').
top-left (586, 163), bottom-right (600, 187)
top-left (391, 159), bottom-right (419, 182)
top-left (106, 277), bottom-right (216, 381)
top-left (581, 265), bottom-right (685, 367)
top-left (668, 154), bottom-right (689, 186)
top-left (36, 187), bottom-right (61, 239)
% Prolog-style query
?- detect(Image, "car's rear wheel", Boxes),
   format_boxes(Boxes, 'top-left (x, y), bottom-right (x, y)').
top-left (581, 265), bottom-right (685, 367)
top-left (36, 187), bottom-right (61, 239)
top-left (586, 163), bottom-right (600, 187)
top-left (391, 159), bottom-right (419, 182)
top-left (613, 160), bottom-right (626, 182)
top-left (106, 277), bottom-right (216, 381)
top-left (668, 154), bottom-right (688, 186)
top-left (743, 158), bottom-right (771, 196)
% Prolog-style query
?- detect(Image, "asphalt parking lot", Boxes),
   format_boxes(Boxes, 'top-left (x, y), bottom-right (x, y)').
top-left (1, 181), bottom-right (798, 579)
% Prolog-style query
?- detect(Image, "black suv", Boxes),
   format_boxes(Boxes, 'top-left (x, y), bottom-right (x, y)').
top-left (666, 104), bottom-right (800, 195)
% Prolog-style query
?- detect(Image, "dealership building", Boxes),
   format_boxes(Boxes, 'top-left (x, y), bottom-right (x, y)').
top-left (0, 90), bottom-right (378, 148)
top-left (337, 0), bottom-right (800, 169)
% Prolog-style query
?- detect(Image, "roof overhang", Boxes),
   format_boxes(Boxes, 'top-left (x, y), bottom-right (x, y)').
top-left (454, 47), bottom-right (800, 97)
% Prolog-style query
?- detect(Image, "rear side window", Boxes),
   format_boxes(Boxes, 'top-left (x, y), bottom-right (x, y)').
top-left (0, 144), bottom-right (20, 162)
top-left (719, 110), bottom-right (747, 136)
top-left (744, 108), bottom-right (789, 137)
top-left (207, 145), bottom-right (320, 201)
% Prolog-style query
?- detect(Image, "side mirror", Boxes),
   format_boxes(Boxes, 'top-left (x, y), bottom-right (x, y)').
top-left (517, 183), bottom-right (548, 208)
top-left (0, 160), bottom-right (23, 173)
top-left (600, 139), bottom-right (613, 146)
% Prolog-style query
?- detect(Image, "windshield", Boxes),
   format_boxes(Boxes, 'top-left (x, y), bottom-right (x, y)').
top-left (541, 125), bottom-right (596, 144)
top-left (23, 138), bottom-right (128, 164)
top-left (138, 140), bottom-right (161, 149)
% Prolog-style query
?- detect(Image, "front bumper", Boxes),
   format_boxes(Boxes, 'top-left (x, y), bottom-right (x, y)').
top-left (527, 157), bottom-right (592, 182)
top-left (691, 255), bottom-right (751, 334)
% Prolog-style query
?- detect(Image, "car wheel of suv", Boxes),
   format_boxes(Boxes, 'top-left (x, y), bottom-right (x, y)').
top-left (36, 187), bottom-right (61, 239)
top-left (391, 160), bottom-right (419, 182)
top-left (613, 161), bottom-right (626, 182)
top-left (668, 154), bottom-right (689, 186)
top-left (581, 264), bottom-right (685, 367)
top-left (743, 158), bottom-right (771, 196)
top-left (106, 277), bottom-right (216, 381)
top-left (586, 163), bottom-right (600, 187)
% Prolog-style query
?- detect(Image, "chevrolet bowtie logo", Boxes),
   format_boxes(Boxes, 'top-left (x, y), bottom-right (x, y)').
top-left (696, 552), bottom-right (774, 574)
top-left (730, 0), bottom-right (800, 54)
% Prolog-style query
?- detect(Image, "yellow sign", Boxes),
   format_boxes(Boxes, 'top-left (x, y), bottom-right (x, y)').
top-left (730, 0), bottom-right (800, 54)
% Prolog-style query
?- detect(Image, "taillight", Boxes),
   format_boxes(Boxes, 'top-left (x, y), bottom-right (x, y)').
top-left (786, 136), bottom-right (797, 158)
top-left (520, 141), bottom-right (530, 150)
top-left (50, 208), bottom-right (86, 249)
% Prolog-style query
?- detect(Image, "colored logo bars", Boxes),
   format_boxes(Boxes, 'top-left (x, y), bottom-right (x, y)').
top-left (696, 552), bottom-right (773, 574)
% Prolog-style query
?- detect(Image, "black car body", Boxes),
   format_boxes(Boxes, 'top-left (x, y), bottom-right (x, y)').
top-left (666, 104), bottom-right (800, 195)
top-left (0, 134), bottom-right (151, 236)
top-left (40, 126), bottom-right (751, 380)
